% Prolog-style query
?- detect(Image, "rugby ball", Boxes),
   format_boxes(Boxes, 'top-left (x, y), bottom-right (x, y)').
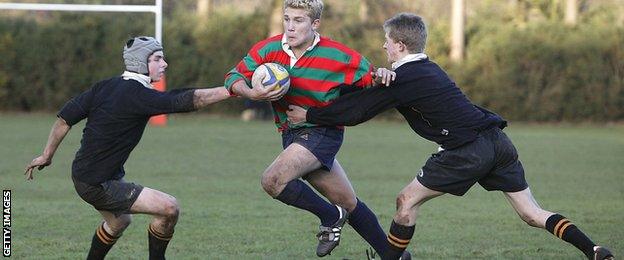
top-left (251, 63), bottom-right (290, 93)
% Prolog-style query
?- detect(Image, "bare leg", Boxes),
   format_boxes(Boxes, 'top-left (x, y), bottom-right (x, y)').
top-left (261, 143), bottom-right (322, 197)
top-left (130, 187), bottom-right (180, 235)
top-left (98, 211), bottom-right (132, 236)
top-left (306, 160), bottom-right (357, 211)
top-left (130, 187), bottom-right (179, 260)
top-left (394, 178), bottom-right (444, 226)
top-left (384, 178), bottom-right (444, 260)
top-left (505, 188), bottom-right (609, 258)
top-left (503, 187), bottom-right (553, 228)
top-left (261, 144), bottom-right (354, 257)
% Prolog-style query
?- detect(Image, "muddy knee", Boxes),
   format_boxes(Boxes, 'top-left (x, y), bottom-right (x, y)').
top-left (394, 192), bottom-right (416, 224)
top-left (261, 170), bottom-right (285, 197)
top-left (162, 197), bottom-right (180, 221)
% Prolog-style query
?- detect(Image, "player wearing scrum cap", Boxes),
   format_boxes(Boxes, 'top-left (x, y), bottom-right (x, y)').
top-left (25, 36), bottom-right (230, 260)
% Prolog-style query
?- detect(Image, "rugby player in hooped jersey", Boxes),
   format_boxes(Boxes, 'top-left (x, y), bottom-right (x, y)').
top-left (224, 0), bottom-right (409, 258)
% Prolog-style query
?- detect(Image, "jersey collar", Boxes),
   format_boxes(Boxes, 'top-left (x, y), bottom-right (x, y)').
top-left (281, 32), bottom-right (321, 68)
top-left (121, 71), bottom-right (153, 89)
top-left (392, 53), bottom-right (428, 70)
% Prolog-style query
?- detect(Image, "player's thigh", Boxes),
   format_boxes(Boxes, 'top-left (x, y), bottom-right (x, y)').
top-left (397, 177), bottom-right (445, 209)
top-left (264, 142), bottom-right (323, 182)
top-left (306, 160), bottom-right (357, 209)
top-left (129, 187), bottom-right (178, 216)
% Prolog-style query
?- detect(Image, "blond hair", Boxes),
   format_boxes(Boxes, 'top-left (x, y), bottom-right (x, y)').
top-left (284, 0), bottom-right (324, 21)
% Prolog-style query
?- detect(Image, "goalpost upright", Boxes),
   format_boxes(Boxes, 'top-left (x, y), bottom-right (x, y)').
top-left (0, 0), bottom-right (168, 126)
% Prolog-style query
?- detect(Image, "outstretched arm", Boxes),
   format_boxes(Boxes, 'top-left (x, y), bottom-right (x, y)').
top-left (25, 117), bottom-right (71, 180)
top-left (193, 86), bottom-right (231, 109)
top-left (134, 86), bottom-right (232, 115)
top-left (287, 86), bottom-right (399, 126)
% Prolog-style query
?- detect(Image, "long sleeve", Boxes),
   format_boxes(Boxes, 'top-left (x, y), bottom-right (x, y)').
top-left (57, 86), bottom-right (96, 126)
top-left (130, 87), bottom-right (197, 116)
top-left (307, 86), bottom-right (399, 126)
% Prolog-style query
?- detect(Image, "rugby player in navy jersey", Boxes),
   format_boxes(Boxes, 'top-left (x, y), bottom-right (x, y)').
top-left (25, 36), bottom-right (229, 260)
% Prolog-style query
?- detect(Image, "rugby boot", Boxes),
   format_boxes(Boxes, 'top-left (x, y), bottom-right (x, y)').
top-left (365, 248), bottom-right (412, 260)
top-left (591, 246), bottom-right (614, 260)
top-left (316, 205), bottom-right (348, 257)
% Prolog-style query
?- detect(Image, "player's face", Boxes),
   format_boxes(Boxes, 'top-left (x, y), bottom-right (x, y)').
top-left (147, 50), bottom-right (167, 82)
top-left (283, 7), bottom-right (319, 51)
top-left (383, 32), bottom-right (403, 63)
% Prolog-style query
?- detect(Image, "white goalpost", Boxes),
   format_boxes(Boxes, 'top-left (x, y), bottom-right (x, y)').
top-left (0, 1), bottom-right (163, 42)
top-left (0, 1), bottom-right (169, 125)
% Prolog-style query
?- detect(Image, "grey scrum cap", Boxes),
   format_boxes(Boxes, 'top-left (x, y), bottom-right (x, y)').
top-left (123, 36), bottom-right (163, 74)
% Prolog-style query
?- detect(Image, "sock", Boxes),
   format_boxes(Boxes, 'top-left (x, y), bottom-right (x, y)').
top-left (383, 220), bottom-right (414, 260)
top-left (347, 199), bottom-right (389, 256)
top-left (148, 224), bottom-right (173, 260)
top-left (545, 214), bottom-right (596, 258)
top-left (87, 223), bottom-right (120, 260)
top-left (275, 179), bottom-right (338, 226)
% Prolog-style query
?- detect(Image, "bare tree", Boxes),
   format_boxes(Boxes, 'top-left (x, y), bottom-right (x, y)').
top-left (564, 0), bottom-right (578, 25)
top-left (269, 0), bottom-right (283, 37)
top-left (196, 0), bottom-right (211, 18)
top-left (359, 0), bottom-right (369, 22)
top-left (450, 0), bottom-right (465, 63)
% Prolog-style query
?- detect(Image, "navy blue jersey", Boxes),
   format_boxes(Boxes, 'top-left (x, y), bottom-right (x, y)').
top-left (307, 58), bottom-right (506, 149)
top-left (58, 76), bottom-right (196, 185)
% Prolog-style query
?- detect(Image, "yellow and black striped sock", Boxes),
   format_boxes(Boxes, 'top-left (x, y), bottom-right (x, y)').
top-left (87, 223), bottom-right (120, 260)
top-left (383, 220), bottom-right (414, 260)
top-left (545, 214), bottom-right (596, 258)
top-left (148, 224), bottom-right (174, 260)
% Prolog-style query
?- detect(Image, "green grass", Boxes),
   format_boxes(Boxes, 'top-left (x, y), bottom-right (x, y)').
top-left (2, 113), bottom-right (623, 259)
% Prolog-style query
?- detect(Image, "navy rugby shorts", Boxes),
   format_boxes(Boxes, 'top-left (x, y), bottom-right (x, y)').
top-left (73, 177), bottom-right (144, 216)
top-left (282, 126), bottom-right (344, 171)
top-left (418, 127), bottom-right (528, 196)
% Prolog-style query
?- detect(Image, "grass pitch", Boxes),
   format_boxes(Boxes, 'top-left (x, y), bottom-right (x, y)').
top-left (2, 114), bottom-right (623, 259)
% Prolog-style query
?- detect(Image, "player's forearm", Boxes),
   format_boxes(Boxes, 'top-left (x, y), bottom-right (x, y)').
top-left (307, 106), bottom-right (365, 126)
top-left (308, 86), bottom-right (398, 126)
top-left (42, 118), bottom-right (71, 160)
top-left (230, 80), bottom-right (254, 99)
top-left (193, 87), bottom-right (230, 109)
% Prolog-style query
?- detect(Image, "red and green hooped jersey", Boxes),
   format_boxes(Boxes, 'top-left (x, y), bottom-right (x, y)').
top-left (225, 34), bottom-right (374, 131)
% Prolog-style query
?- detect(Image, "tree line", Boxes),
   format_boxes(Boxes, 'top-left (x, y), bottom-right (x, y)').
top-left (0, 0), bottom-right (622, 121)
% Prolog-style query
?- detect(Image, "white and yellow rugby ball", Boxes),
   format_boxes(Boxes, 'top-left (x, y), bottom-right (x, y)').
top-left (251, 63), bottom-right (290, 93)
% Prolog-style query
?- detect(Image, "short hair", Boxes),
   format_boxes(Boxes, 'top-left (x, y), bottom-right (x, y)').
top-left (383, 13), bottom-right (427, 53)
top-left (284, 0), bottom-right (324, 21)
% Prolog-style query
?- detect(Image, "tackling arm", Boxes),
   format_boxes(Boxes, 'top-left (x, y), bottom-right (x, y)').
top-left (288, 86), bottom-right (399, 126)
top-left (192, 86), bottom-right (231, 109)
top-left (24, 117), bottom-right (71, 180)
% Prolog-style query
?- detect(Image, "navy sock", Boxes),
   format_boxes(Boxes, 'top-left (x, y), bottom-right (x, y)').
top-left (275, 179), bottom-right (338, 226)
top-left (348, 199), bottom-right (389, 256)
